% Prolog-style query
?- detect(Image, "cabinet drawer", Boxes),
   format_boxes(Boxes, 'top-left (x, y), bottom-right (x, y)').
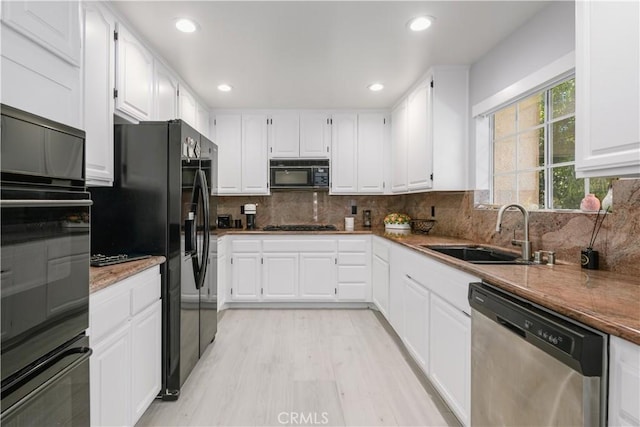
top-left (372, 239), bottom-right (389, 261)
top-left (338, 265), bottom-right (368, 283)
top-left (338, 283), bottom-right (368, 300)
top-left (231, 240), bottom-right (261, 252)
top-left (338, 252), bottom-right (367, 266)
top-left (90, 285), bottom-right (130, 342)
top-left (131, 269), bottom-right (161, 316)
top-left (338, 239), bottom-right (369, 252)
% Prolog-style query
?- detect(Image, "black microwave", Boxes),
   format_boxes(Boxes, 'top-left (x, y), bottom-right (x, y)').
top-left (270, 159), bottom-right (329, 190)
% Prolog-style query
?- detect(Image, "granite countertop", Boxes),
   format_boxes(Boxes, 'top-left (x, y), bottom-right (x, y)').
top-left (377, 231), bottom-right (640, 345)
top-left (216, 227), bottom-right (374, 236)
top-left (90, 256), bottom-right (166, 294)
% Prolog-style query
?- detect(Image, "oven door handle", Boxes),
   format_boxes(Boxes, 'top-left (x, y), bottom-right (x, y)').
top-left (1, 346), bottom-right (92, 399)
top-left (0, 199), bottom-right (93, 208)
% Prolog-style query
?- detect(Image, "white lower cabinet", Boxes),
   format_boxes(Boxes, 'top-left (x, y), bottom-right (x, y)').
top-left (299, 252), bottom-right (336, 300)
top-left (230, 252), bottom-right (262, 301)
top-left (263, 253), bottom-right (299, 299)
top-left (89, 266), bottom-right (161, 427)
top-left (372, 237), bottom-right (390, 319)
top-left (429, 293), bottom-right (471, 426)
top-left (226, 236), bottom-right (374, 303)
top-left (608, 336), bottom-right (640, 426)
top-left (388, 241), bottom-right (476, 426)
top-left (402, 274), bottom-right (430, 372)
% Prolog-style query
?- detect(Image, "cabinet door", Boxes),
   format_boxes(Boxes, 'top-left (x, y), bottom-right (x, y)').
top-left (154, 60), bottom-right (178, 121)
top-left (269, 114), bottom-right (299, 158)
top-left (241, 114), bottom-right (269, 194)
top-left (262, 253), bottom-right (299, 299)
top-left (575, 1), bottom-right (640, 178)
top-left (372, 254), bottom-right (389, 319)
top-left (215, 114), bottom-right (242, 194)
top-left (299, 253), bottom-right (336, 300)
top-left (131, 300), bottom-right (161, 425)
top-left (179, 86), bottom-right (197, 128)
top-left (609, 336), bottom-right (640, 427)
top-left (197, 104), bottom-right (210, 139)
top-left (230, 253), bottom-right (261, 300)
top-left (429, 293), bottom-right (470, 426)
top-left (115, 24), bottom-right (153, 122)
top-left (2, 1), bottom-right (81, 66)
top-left (331, 114), bottom-right (358, 193)
top-left (300, 113), bottom-right (330, 158)
top-left (402, 274), bottom-right (429, 372)
top-left (391, 100), bottom-right (408, 193)
top-left (83, 3), bottom-right (115, 186)
top-left (357, 113), bottom-right (385, 193)
top-left (407, 81), bottom-right (433, 191)
top-left (90, 323), bottom-right (131, 427)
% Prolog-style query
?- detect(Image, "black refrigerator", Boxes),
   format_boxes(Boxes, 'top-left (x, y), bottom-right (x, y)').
top-left (90, 120), bottom-right (217, 400)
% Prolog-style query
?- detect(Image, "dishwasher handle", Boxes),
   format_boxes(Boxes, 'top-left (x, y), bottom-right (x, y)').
top-left (496, 316), bottom-right (526, 338)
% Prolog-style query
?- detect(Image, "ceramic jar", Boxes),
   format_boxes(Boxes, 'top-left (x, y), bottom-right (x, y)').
top-left (580, 193), bottom-right (601, 212)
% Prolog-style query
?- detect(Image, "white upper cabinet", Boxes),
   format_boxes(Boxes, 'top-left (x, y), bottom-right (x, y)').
top-left (269, 113), bottom-right (300, 158)
top-left (1, 1), bottom-right (82, 128)
top-left (215, 114), bottom-right (242, 194)
top-left (391, 99), bottom-right (408, 193)
top-left (575, 1), bottom-right (640, 178)
top-left (178, 85), bottom-right (197, 128)
top-left (331, 114), bottom-right (359, 193)
top-left (241, 114), bottom-right (269, 194)
top-left (115, 23), bottom-right (153, 122)
top-left (83, 2), bottom-right (115, 186)
top-left (2, 1), bottom-right (81, 66)
top-left (154, 60), bottom-right (178, 121)
top-left (196, 104), bottom-right (210, 139)
top-left (431, 66), bottom-right (469, 191)
top-left (357, 113), bottom-right (385, 193)
top-left (300, 113), bottom-right (330, 158)
top-left (407, 80), bottom-right (434, 191)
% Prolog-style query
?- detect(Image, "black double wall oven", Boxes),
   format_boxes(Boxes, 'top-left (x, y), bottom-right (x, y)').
top-left (1, 105), bottom-right (92, 425)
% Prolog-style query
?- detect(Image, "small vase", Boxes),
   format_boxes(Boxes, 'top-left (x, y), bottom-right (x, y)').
top-left (580, 194), bottom-right (600, 212)
top-left (601, 186), bottom-right (613, 212)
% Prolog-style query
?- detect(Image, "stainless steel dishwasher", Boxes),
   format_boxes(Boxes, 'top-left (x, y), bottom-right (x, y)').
top-left (468, 282), bottom-right (607, 426)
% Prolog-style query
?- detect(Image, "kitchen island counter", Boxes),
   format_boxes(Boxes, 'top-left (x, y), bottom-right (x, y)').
top-left (90, 256), bottom-right (166, 293)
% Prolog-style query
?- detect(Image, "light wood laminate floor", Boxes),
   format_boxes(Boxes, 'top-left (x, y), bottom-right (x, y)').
top-left (138, 309), bottom-right (460, 427)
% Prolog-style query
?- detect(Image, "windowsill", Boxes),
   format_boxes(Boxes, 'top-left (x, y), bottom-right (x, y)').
top-left (473, 204), bottom-right (610, 215)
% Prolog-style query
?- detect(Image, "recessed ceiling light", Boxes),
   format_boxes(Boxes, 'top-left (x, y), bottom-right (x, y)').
top-left (217, 84), bottom-right (232, 92)
top-left (175, 18), bottom-right (197, 33)
top-left (408, 16), bottom-right (434, 32)
top-left (368, 83), bottom-right (384, 92)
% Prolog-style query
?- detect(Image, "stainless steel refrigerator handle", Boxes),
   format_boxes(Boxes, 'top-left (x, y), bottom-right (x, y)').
top-left (1, 199), bottom-right (93, 208)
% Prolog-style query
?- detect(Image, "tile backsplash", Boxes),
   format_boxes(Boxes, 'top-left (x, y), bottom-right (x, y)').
top-left (216, 179), bottom-right (640, 275)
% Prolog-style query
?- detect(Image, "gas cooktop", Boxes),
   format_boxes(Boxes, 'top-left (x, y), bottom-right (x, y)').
top-left (90, 253), bottom-right (151, 267)
top-left (262, 224), bottom-right (338, 232)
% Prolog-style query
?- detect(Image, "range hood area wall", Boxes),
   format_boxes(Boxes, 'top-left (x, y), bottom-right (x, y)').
top-left (217, 179), bottom-right (640, 276)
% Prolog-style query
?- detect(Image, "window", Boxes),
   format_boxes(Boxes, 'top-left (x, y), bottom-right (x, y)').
top-left (491, 77), bottom-right (612, 209)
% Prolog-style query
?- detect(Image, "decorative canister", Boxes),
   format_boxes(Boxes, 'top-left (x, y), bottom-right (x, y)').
top-left (580, 194), bottom-right (600, 212)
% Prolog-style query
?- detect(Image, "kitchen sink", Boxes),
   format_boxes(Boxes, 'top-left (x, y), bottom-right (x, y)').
top-left (422, 245), bottom-right (533, 265)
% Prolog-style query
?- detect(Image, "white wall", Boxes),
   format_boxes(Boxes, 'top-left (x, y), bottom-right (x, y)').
top-left (468, 1), bottom-right (575, 188)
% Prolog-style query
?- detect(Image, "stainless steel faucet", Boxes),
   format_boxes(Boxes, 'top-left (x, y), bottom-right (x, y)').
top-left (495, 203), bottom-right (532, 261)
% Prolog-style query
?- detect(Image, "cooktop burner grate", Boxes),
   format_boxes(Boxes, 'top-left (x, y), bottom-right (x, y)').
top-left (90, 253), bottom-right (151, 267)
top-left (262, 224), bottom-right (338, 232)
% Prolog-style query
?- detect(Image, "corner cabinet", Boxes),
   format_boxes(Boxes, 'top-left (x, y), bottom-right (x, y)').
top-left (89, 266), bottom-right (162, 427)
top-left (575, 1), bottom-right (640, 178)
top-left (331, 114), bottom-right (359, 193)
top-left (82, 2), bottom-right (115, 186)
top-left (114, 23), bottom-right (154, 122)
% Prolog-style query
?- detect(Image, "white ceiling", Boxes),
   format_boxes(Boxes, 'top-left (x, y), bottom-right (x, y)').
top-left (111, 1), bottom-right (550, 110)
